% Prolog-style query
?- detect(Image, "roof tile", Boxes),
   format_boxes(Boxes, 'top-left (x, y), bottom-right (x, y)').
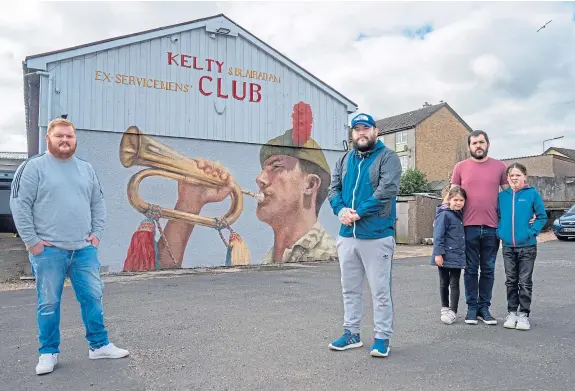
top-left (0, 152), bottom-right (28, 160)
top-left (375, 103), bottom-right (445, 134)
top-left (548, 147), bottom-right (575, 160)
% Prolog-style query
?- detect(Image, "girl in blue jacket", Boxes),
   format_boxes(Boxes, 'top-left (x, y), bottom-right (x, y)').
top-left (431, 185), bottom-right (467, 325)
top-left (498, 163), bottom-right (547, 331)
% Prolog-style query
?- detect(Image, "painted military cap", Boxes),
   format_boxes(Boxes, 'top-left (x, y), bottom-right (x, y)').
top-left (259, 101), bottom-right (331, 175)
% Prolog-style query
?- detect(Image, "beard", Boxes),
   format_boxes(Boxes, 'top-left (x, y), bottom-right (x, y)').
top-left (352, 136), bottom-right (376, 152)
top-left (470, 146), bottom-right (488, 160)
top-left (47, 139), bottom-right (76, 159)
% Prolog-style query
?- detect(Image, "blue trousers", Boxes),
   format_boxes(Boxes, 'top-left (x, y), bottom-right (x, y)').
top-left (29, 245), bottom-right (109, 354)
top-left (463, 226), bottom-right (500, 311)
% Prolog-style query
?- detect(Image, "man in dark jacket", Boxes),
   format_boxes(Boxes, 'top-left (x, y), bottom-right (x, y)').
top-left (327, 113), bottom-right (402, 358)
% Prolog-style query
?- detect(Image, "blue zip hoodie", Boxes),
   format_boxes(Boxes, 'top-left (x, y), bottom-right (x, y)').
top-left (328, 140), bottom-right (402, 239)
top-left (497, 184), bottom-right (547, 248)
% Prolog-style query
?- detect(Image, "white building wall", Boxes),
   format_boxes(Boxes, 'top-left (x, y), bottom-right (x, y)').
top-left (37, 24), bottom-right (351, 152)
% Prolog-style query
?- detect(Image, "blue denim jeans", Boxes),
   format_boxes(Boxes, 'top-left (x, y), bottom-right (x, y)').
top-left (29, 245), bottom-right (109, 354)
top-left (463, 226), bottom-right (500, 311)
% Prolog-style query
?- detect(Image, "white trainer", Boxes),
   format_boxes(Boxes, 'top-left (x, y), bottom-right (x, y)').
top-left (36, 353), bottom-right (58, 375)
top-left (441, 309), bottom-right (457, 325)
top-left (89, 343), bottom-right (129, 360)
top-left (503, 312), bottom-right (518, 329)
top-left (515, 313), bottom-right (531, 331)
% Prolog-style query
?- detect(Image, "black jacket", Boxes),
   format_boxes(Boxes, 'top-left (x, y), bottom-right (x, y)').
top-left (430, 204), bottom-right (466, 269)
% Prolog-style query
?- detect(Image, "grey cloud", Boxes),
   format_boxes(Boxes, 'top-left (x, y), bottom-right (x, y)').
top-left (0, 51), bottom-right (15, 61)
top-left (0, 135), bottom-right (27, 153)
top-left (0, 75), bottom-right (21, 89)
top-left (40, 1), bottom-right (221, 43)
top-left (0, 24), bottom-right (38, 41)
top-left (0, 112), bottom-right (27, 151)
top-left (12, 2), bottom-right (222, 61)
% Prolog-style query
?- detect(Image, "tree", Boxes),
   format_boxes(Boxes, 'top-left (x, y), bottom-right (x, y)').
top-left (399, 168), bottom-right (431, 195)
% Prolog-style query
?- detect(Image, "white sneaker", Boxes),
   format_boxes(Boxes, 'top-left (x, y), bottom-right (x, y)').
top-left (88, 343), bottom-right (129, 360)
top-left (441, 309), bottom-right (457, 324)
top-left (36, 353), bottom-right (58, 375)
top-left (515, 313), bottom-right (531, 331)
top-left (440, 307), bottom-right (449, 322)
top-left (504, 312), bottom-right (518, 329)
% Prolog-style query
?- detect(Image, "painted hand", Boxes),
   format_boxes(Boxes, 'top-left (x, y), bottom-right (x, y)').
top-left (87, 235), bottom-right (100, 247)
top-left (176, 158), bottom-right (236, 210)
top-left (435, 255), bottom-right (444, 266)
top-left (28, 240), bottom-right (53, 256)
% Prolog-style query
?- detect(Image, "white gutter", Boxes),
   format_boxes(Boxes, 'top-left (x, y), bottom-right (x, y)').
top-left (24, 71), bottom-right (52, 154)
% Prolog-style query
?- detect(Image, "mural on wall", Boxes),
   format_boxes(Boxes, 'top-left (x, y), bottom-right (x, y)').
top-left (120, 102), bottom-right (338, 272)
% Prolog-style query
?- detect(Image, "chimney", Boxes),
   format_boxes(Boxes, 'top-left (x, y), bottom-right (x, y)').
top-left (423, 101), bottom-right (432, 107)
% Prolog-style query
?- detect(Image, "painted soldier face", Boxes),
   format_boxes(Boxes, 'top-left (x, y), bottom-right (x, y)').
top-left (255, 155), bottom-right (319, 226)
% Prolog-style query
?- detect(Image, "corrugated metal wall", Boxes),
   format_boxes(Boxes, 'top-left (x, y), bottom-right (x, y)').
top-left (41, 27), bottom-right (350, 151)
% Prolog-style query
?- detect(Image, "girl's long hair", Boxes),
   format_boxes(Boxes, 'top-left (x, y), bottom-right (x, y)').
top-left (443, 185), bottom-right (467, 203)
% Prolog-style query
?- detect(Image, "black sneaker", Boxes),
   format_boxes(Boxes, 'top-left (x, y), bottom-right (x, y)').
top-left (477, 307), bottom-right (498, 325)
top-left (465, 307), bottom-right (478, 325)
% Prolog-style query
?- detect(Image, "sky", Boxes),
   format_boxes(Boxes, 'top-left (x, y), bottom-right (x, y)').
top-left (1, 0), bottom-right (574, 159)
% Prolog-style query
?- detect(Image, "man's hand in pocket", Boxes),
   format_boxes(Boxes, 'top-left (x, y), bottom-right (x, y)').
top-left (29, 240), bottom-right (53, 256)
top-left (87, 235), bottom-right (100, 247)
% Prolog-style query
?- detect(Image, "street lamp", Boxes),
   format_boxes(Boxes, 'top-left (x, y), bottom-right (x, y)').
top-left (543, 136), bottom-right (564, 153)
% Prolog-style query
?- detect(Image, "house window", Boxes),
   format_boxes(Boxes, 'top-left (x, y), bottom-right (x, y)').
top-left (400, 156), bottom-right (409, 171)
top-left (396, 131), bottom-right (408, 151)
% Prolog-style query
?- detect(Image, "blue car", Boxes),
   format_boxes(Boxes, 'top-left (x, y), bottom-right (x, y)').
top-left (553, 204), bottom-right (575, 241)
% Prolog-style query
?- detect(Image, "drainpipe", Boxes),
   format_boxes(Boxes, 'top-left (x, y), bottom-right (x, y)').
top-left (24, 71), bottom-right (52, 154)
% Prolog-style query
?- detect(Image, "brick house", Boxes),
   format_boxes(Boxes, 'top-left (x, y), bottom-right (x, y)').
top-left (349, 102), bottom-right (472, 182)
top-left (502, 147), bottom-right (575, 178)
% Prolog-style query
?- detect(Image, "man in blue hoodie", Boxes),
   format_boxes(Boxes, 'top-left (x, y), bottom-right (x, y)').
top-left (327, 113), bottom-right (402, 357)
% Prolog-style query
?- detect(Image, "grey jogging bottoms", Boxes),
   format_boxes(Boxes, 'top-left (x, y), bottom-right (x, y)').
top-left (336, 235), bottom-right (395, 340)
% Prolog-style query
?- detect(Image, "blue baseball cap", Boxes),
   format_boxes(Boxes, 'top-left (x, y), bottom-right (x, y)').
top-left (351, 113), bottom-right (376, 128)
